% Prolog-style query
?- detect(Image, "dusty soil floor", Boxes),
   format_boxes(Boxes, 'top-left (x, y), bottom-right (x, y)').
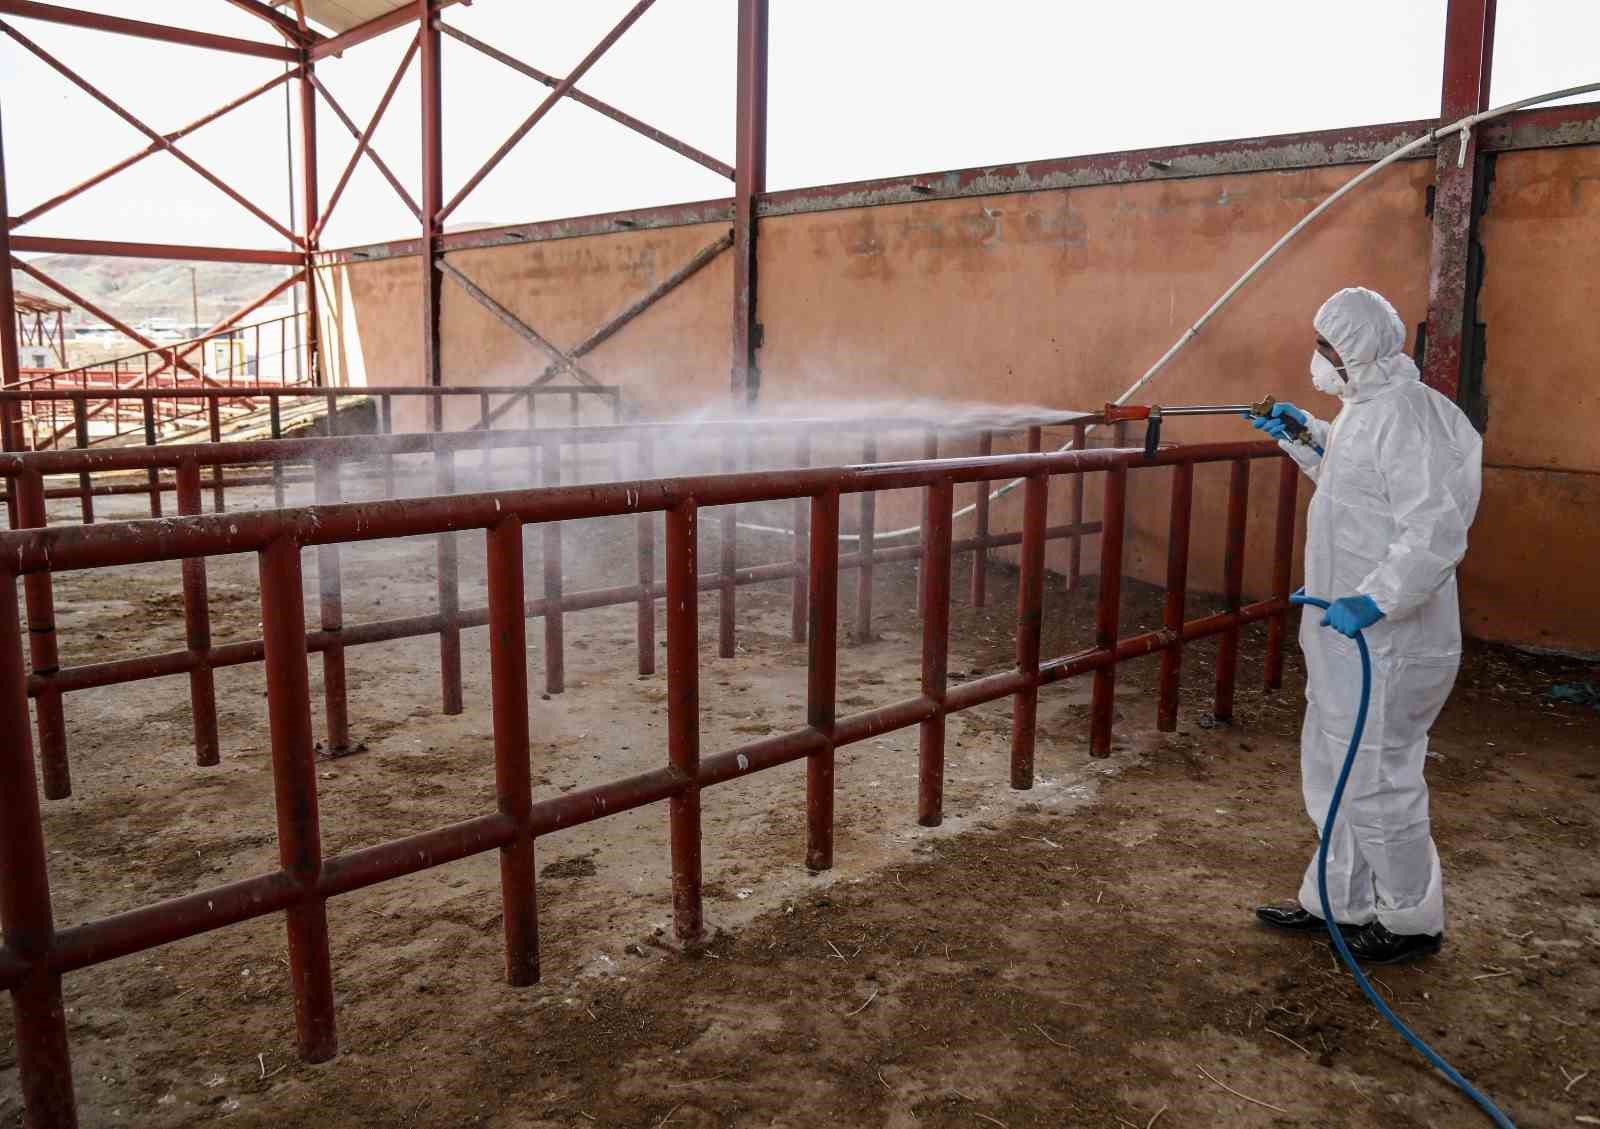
top-left (4, 464), bottom-right (1600, 1129)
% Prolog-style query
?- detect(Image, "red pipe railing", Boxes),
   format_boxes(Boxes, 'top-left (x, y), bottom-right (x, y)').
top-left (0, 427), bottom-right (1299, 1129)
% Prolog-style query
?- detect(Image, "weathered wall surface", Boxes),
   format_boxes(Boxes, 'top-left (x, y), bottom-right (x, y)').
top-left (320, 143), bottom-right (1599, 653)
top-left (1465, 146), bottom-right (1600, 652)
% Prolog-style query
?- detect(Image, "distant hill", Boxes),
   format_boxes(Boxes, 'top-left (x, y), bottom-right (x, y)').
top-left (13, 255), bottom-right (296, 327)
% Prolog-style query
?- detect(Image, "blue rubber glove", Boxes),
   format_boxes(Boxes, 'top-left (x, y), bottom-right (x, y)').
top-left (1243, 401), bottom-right (1307, 442)
top-left (1322, 594), bottom-right (1384, 638)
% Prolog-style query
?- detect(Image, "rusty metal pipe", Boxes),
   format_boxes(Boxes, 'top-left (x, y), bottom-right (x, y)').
top-left (665, 501), bottom-right (702, 943)
top-left (257, 536), bottom-right (336, 1063)
top-left (1090, 466), bottom-right (1127, 756)
top-left (15, 471), bottom-right (68, 797)
top-left (0, 570), bottom-right (78, 1127)
top-left (806, 489), bottom-right (839, 871)
top-left (917, 480), bottom-right (953, 826)
top-left (1157, 463), bottom-right (1194, 732)
top-left (1213, 459), bottom-right (1251, 723)
top-left (486, 516), bottom-right (538, 986)
top-left (1009, 475), bottom-right (1047, 789)
top-left (176, 462), bottom-right (220, 767)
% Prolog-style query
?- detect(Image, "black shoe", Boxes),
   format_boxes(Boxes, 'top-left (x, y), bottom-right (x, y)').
top-left (1255, 900), bottom-right (1343, 933)
top-left (1336, 921), bottom-right (1442, 965)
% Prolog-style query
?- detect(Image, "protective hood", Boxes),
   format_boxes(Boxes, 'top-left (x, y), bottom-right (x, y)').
top-left (1313, 287), bottom-right (1419, 403)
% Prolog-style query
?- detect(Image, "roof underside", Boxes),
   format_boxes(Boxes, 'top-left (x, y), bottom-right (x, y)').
top-left (271, 0), bottom-right (410, 34)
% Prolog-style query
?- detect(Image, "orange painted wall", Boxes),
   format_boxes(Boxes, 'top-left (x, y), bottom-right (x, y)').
top-left (322, 143), bottom-right (1600, 653)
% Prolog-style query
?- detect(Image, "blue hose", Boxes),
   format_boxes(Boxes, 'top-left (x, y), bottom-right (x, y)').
top-left (1290, 593), bottom-right (1514, 1128)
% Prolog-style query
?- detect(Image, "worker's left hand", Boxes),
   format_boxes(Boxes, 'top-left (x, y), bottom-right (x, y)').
top-left (1322, 594), bottom-right (1384, 638)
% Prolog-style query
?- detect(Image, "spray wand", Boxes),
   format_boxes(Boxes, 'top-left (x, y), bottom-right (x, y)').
top-left (1103, 396), bottom-right (1324, 458)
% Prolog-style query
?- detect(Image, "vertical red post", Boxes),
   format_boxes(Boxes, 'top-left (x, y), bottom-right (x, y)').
top-left (790, 432), bottom-right (811, 643)
top-left (1213, 459), bottom-right (1251, 723)
top-left (731, 0), bottom-right (769, 406)
top-left (970, 430), bottom-right (992, 606)
top-left (1157, 462), bottom-right (1194, 732)
top-left (486, 516), bottom-right (539, 985)
top-left (177, 462), bottom-right (220, 767)
top-left (635, 432), bottom-right (657, 677)
top-left (541, 438), bottom-right (565, 695)
top-left (1009, 474), bottom-right (1047, 789)
top-left (806, 489), bottom-right (840, 870)
top-left (207, 397), bottom-right (225, 511)
top-left (71, 397), bottom-right (92, 524)
top-left (0, 571), bottom-right (79, 1129)
top-left (1264, 457), bottom-right (1299, 691)
top-left (0, 110), bottom-right (24, 458)
top-left (917, 480), bottom-right (953, 826)
top-left (718, 437), bottom-right (737, 659)
top-left (1090, 465), bottom-right (1126, 757)
top-left (257, 536), bottom-right (336, 1062)
top-left (314, 454), bottom-right (350, 754)
top-left (1069, 423), bottom-right (1086, 590)
top-left (142, 397), bottom-right (161, 516)
top-left (434, 447), bottom-right (463, 714)
top-left (854, 435), bottom-right (876, 643)
top-left (1422, 0), bottom-right (1496, 400)
top-left (16, 473), bottom-right (68, 798)
top-left (419, 0), bottom-right (445, 393)
top-left (299, 46), bottom-right (322, 385)
top-left (665, 501), bottom-right (703, 942)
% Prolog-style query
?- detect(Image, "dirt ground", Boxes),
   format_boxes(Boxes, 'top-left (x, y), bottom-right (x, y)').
top-left (4, 464), bottom-right (1600, 1129)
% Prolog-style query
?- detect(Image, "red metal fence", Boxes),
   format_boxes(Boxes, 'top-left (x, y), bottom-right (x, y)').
top-left (0, 413), bottom-right (1088, 799)
top-left (0, 432), bottom-right (1297, 1129)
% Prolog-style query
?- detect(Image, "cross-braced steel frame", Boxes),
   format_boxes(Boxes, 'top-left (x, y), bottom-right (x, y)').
top-left (3, 0), bottom-right (1593, 428)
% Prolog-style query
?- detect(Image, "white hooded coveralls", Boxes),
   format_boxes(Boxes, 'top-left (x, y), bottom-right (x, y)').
top-left (1282, 288), bottom-right (1482, 937)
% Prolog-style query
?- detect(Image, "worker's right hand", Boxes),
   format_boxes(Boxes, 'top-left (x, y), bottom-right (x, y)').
top-left (1244, 400), bottom-right (1307, 440)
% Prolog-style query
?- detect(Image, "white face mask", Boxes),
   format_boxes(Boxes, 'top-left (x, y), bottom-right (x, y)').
top-left (1310, 351), bottom-right (1347, 396)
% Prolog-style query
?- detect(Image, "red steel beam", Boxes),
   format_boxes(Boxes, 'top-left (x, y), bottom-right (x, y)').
top-left (419, 0), bottom-right (443, 393)
top-left (437, 21), bottom-right (734, 181)
top-left (436, 0), bottom-right (658, 227)
top-left (9, 66), bottom-right (305, 231)
top-left (297, 34), bottom-right (323, 384)
top-left (313, 34), bottom-right (419, 242)
top-left (1421, 0), bottom-right (1496, 399)
top-left (8, 235), bottom-right (301, 265)
top-left (0, 106), bottom-right (19, 453)
top-left (0, 22), bottom-right (301, 245)
top-left (0, 0), bottom-right (296, 59)
top-left (731, 0), bottom-right (768, 406)
top-left (309, 0), bottom-right (465, 60)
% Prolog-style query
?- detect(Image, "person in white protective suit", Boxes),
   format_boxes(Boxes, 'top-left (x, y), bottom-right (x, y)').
top-left (1246, 287), bottom-right (1482, 965)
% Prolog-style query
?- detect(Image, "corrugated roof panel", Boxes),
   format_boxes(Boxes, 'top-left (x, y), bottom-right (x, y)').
top-left (272, 0), bottom-right (412, 35)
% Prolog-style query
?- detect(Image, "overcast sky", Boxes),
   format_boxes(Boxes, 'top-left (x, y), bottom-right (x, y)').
top-left (1, 1), bottom-right (1596, 252)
